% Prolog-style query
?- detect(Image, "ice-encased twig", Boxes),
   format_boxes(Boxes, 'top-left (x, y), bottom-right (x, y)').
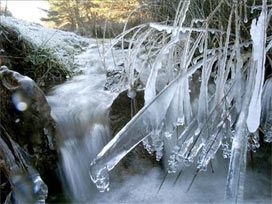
top-left (214, 6), bottom-right (233, 107)
top-left (89, 59), bottom-right (207, 192)
top-left (144, 37), bottom-right (180, 104)
top-left (225, 56), bottom-right (256, 203)
top-left (224, 103), bottom-right (249, 203)
top-left (261, 77), bottom-right (272, 142)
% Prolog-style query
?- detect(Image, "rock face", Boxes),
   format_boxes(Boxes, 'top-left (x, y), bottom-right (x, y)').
top-left (0, 66), bottom-right (61, 201)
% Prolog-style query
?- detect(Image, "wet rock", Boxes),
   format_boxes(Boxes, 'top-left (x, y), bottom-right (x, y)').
top-left (110, 90), bottom-right (144, 135)
top-left (109, 89), bottom-right (158, 174)
top-left (105, 67), bottom-right (144, 93)
top-left (0, 66), bottom-right (61, 200)
top-left (113, 40), bottom-right (131, 49)
top-left (104, 69), bottom-right (125, 92)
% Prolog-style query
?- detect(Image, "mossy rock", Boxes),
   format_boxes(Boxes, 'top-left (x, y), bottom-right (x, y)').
top-left (0, 24), bottom-right (71, 92)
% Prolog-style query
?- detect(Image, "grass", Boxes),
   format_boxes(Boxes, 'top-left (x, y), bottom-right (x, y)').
top-left (0, 24), bottom-right (72, 92)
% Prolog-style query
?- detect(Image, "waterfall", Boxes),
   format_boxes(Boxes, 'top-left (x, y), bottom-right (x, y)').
top-left (46, 45), bottom-right (116, 202)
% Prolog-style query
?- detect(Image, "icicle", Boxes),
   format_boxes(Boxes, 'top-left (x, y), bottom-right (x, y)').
top-left (143, 35), bottom-right (180, 155)
top-left (197, 105), bottom-right (234, 171)
top-left (179, 23), bottom-right (194, 124)
top-left (214, 7), bottom-right (233, 107)
top-left (130, 28), bottom-right (154, 84)
top-left (162, 83), bottom-right (184, 154)
top-left (168, 120), bottom-right (199, 172)
top-left (168, 145), bottom-right (181, 173)
top-left (197, 32), bottom-right (210, 127)
top-left (142, 135), bottom-right (154, 154)
top-left (183, 80), bottom-right (192, 124)
top-left (198, 133), bottom-right (220, 171)
top-left (0, 137), bottom-right (48, 203)
top-left (244, 0), bottom-right (248, 23)
top-left (261, 77), bottom-right (272, 142)
top-left (89, 62), bottom-right (202, 192)
top-left (168, 120), bottom-right (198, 172)
top-left (144, 39), bottom-right (179, 104)
top-left (247, 0), bottom-right (267, 133)
top-left (186, 137), bottom-right (205, 164)
top-left (222, 120), bottom-right (233, 159)
top-left (197, 132), bottom-right (222, 171)
top-left (233, 2), bottom-right (244, 114)
top-left (151, 129), bottom-right (164, 161)
top-left (225, 112), bottom-right (249, 203)
top-left (225, 47), bottom-right (257, 202)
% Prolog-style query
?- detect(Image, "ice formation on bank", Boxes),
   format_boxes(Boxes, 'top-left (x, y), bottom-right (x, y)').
top-left (89, 1), bottom-right (271, 202)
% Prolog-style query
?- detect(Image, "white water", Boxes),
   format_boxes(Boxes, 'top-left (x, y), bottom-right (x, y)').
top-left (46, 44), bottom-right (117, 202)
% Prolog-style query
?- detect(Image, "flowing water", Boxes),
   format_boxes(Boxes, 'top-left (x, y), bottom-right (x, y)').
top-left (46, 44), bottom-right (117, 202)
top-left (45, 44), bottom-right (271, 204)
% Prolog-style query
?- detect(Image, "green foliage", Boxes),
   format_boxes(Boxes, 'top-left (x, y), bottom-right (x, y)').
top-left (25, 47), bottom-right (71, 89)
top-left (42, 0), bottom-right (140, 37)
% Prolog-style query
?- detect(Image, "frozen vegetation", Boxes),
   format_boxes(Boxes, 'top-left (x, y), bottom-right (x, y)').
top-left (1, 0), bottom-right (272, 203)
top-left (89, 0), bottom-right (272, 203)
top-left (0, 16), bottom-right (91, 71)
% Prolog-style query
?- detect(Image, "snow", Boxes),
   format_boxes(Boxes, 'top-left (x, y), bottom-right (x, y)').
top-left (149, 23), bottom-right (226, 35)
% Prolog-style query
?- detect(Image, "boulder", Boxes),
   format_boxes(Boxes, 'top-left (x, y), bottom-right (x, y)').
top-left (0, 66), bottom-right (61, 201)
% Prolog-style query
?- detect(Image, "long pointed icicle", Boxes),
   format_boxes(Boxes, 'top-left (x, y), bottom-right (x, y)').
top-left (226, 5), bottom-right (269, 202)
top-left (246, 0), bottom-right (267, 133)
top-left (144, 38), bottom-right (179, 104)
top-left (225, 38), bottom-right (259, 203)
top-left (89, 58), bottom-right (209, 192)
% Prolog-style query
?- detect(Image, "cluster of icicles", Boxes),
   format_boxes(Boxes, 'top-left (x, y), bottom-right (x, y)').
top-left (89, 0), bottom-right (271, 202)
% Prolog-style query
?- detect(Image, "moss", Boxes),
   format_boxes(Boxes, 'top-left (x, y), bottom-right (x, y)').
top-left (0, 24), bottom-right (72, 92)
top-left (24, 46), bottom-right (71, 91)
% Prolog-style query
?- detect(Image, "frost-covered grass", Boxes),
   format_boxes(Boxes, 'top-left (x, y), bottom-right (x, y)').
top-left (90, 0), bottom-right (272, 202)
top-left (0, 22), bottom-right (74, 91)
top-left (0, 16), bottom-right (92, 71)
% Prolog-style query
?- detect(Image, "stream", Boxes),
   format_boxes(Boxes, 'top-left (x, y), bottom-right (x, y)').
top-left (46, 44), bottom-right (271, 204)
top-left (46, 44), bottom-right (117, 202)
